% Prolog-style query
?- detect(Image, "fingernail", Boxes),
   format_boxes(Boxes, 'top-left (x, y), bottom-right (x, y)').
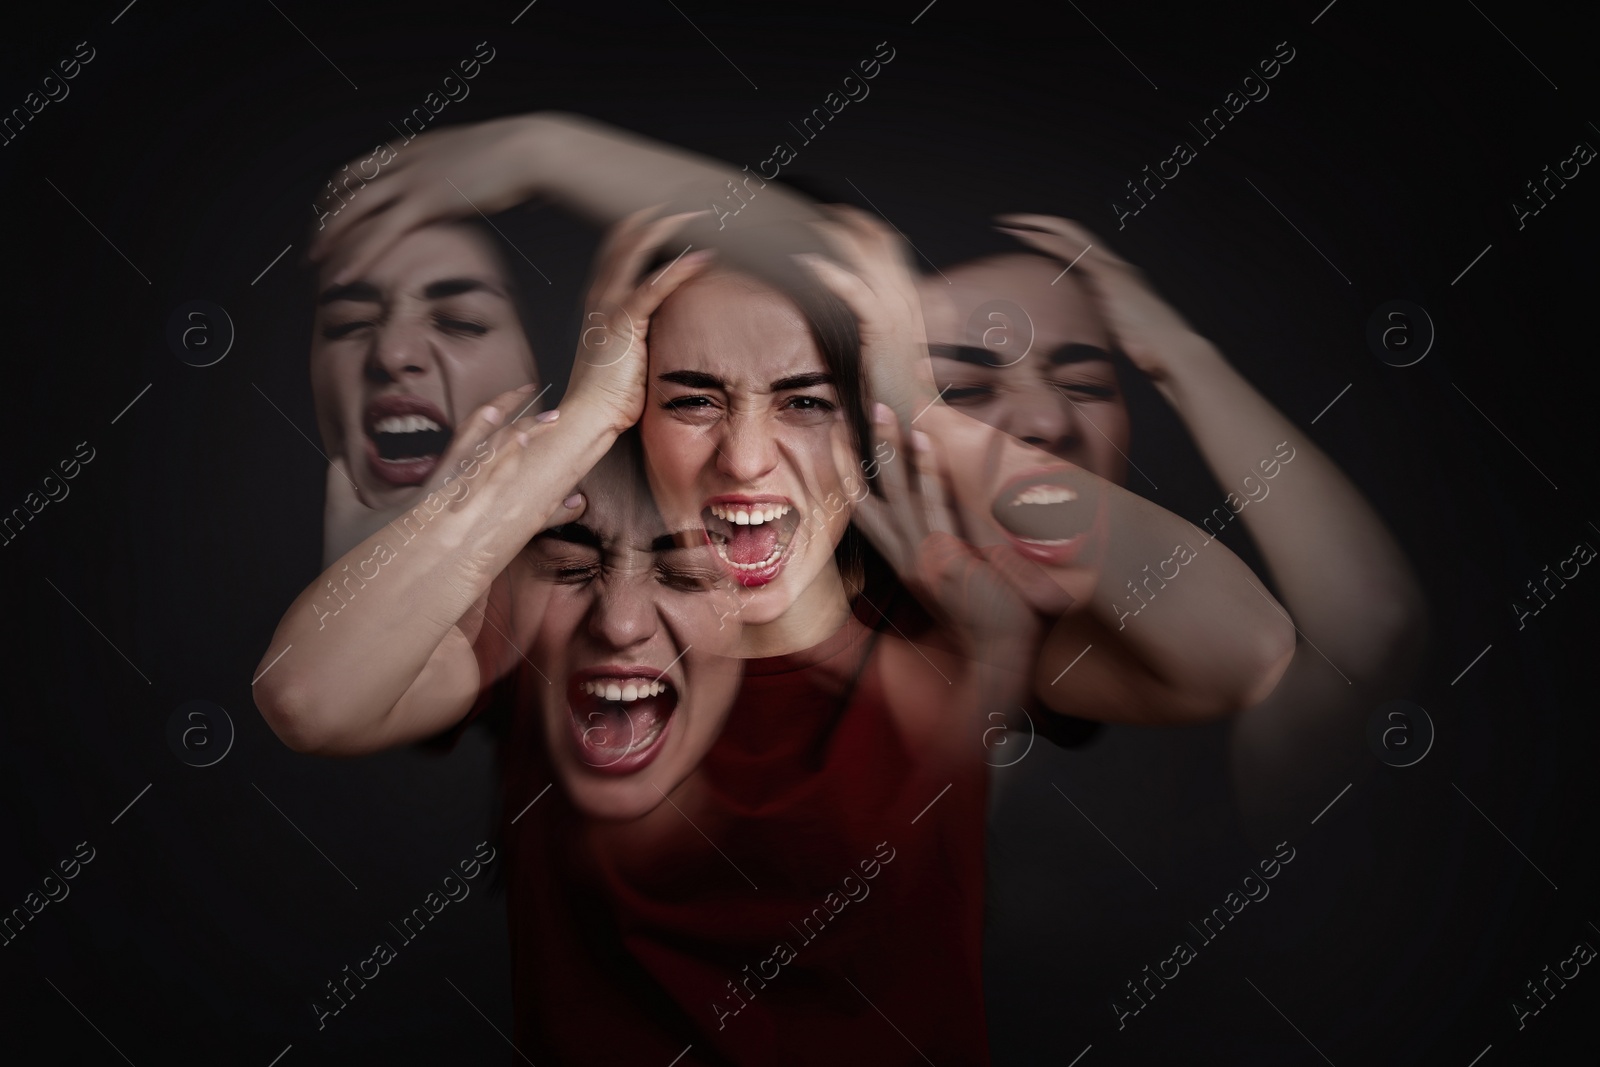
top-left (873, 402), bottom-right (894, 426)
top-left (563, 493), bottom-right (583, 510)
top-left (516, 383), bottom-right (537, 393)
top-left (515, 430), bottom-right (530, 448)
top-left (911, 430), bottom-right (932, 453)
top-left (680, 249), bottom-right (715, 267)
top-left (534, 409), bottom-right (560, 424)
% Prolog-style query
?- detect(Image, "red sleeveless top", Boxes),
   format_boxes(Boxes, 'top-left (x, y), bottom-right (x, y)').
top-left (498, 608), bottom-right (992, 1065)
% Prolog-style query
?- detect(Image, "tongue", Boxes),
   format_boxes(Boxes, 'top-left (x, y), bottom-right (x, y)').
top-left (578, 699), bottom-right (667, 760)
top-left (726, 523), bottom-right (779, 565)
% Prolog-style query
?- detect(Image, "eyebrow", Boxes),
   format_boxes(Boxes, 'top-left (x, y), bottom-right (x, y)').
top-left (535, 523), bottom-right (601, 549)
top-left (771, 372), bottom-right (833, 391)
top-left (928, 343), bottom-right (1005, 368)
top-left (655, 370), bottom-right (834, 391)
top-left (317, 277), bottom-right (506, 307)
top-left (318, 281), bottom-right (381, 306)
top-left (1046, 343), bottom-right (1116, 367)
top-left (423, 277), bottom-right (505, 300)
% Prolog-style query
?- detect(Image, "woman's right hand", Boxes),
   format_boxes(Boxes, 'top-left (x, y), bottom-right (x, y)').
top-left (564, 208), bottom-right (714, 434)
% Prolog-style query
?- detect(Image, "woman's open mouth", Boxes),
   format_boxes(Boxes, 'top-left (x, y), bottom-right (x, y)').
top-left (363, 394), bottom-right (454, 488)
top-left (566, 667), bottom-right (679, 775)
top-left (991, 468), bottom-right (1097, 566)
top-left (701, 496), bottom-right (802, 588)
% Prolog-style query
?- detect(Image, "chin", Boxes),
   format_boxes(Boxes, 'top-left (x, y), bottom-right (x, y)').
top-left (563, 773), bottom-right (675, 821)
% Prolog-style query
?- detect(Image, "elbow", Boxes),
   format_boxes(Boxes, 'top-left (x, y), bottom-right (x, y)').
top-left (1239, 611), bottom-right (1297, 710)
top-left (254, 678), bottom-right (327, 754)
top-left (254, 677), bottom-right (366, 756)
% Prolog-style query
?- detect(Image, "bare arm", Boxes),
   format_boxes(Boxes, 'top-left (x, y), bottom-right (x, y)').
top-left (259, 213), bottom-right (714, 755)
top-left (800, 207), bottom-right (1295, 727)
top-left (309, 112), bottom-right (825, 284)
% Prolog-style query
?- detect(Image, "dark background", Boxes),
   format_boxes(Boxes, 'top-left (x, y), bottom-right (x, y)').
top-left (2, 0), bottom-right (1597, 1063)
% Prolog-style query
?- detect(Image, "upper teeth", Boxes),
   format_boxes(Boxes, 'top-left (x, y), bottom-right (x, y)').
top-left (374, 414), bottom-right (443, 434)
top-left (710, 503), bottom-right (791, 526)
top-left (580, 678), bottom-right (668, 702)
top-left (1012, 484), bottom-right (1076, 506)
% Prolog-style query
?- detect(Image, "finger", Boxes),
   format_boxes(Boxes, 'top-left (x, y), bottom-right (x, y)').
top-left (994, 214), bottom-right (1132, 272)
top-left (324, 199), bottom-right (437, 286)
top-left (907, 427), bottom-right (957, 543)
top-left (620, 247), bottom-right (716, 323)
top-left (309, 177), bottom-right (410, 263)
top-left (869, 402), bottom-right (925, 554)
top-left (545, 491), bottom-right (586, 529)
top-left (592, 208), bottom-right (710, 300)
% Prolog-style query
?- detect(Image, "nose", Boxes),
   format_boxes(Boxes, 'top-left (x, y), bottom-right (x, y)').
top-left (586, 575), bottom-right (660, 651)
top-left (364, 317), bottom-right (435, 383)
top-left (1005, 386), bottom-right (1078, 458)
top-left (714, 412), bottom-right (780, 484)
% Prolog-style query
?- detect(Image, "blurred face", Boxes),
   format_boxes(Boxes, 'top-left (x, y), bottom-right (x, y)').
top-left (641, 270), bottom-right (854, 630)
top-left (918, 254), bottom-right (1130, 484)
top-left (515, 449), bottom-right (743, 820)
top-left (311, 223), bottom-right (537, 510)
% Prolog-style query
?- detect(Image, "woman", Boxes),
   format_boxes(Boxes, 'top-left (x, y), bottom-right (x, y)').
top-left (310, 111), bottom-right (827, 565)
top-left (917, 216), bottom-right (1428, 833)
top-left (267, 115), bottom-right (1295, 1062)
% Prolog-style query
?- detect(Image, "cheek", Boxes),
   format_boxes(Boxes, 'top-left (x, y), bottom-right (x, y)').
top-left (443, 342), bottom-right (535, 406)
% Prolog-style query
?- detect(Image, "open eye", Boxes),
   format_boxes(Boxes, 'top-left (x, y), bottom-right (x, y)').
top-left (783, 395), bottom-right (836, 412)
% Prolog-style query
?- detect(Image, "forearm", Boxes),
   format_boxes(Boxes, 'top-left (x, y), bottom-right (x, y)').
top-left (1086, 476), bottom-right (1295, 715)
top-left (1158, 340), bottom-right (1427, 681)
top-left (917, 403), bottom-right (1291, 719)
top-left (255, 403), bottom-right (617, 751)
top-left (522, 112), bottom-right (822, 229)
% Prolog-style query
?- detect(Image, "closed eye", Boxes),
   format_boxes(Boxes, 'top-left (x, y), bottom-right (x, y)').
top-left (939, 383), bottom-right (997, 405)
top-left (1053, 381), bottom-right (1118, 401)
top-left (436, 317), bottom-right (489, 336)
top-left (656, 565), bottom-right (718, 592)
top-left (322, 320), bottom-right (374, 340)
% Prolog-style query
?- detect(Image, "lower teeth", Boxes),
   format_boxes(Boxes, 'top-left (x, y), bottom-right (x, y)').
top-left (715, 542), bottom-right (783, 571)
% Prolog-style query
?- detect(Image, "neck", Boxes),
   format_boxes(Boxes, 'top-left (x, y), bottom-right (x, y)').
top-left (737, 560), bottom-right (852, 659)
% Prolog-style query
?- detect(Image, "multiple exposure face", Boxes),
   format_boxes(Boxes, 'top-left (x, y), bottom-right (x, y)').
top-left (640, 270), bottom-right (855, 629)
top-left (918, 253), bottom-right (1130, 485)
top-left (311, 222), bottom-right (538, 510)
top-left (515, 443), bottom-right (744, 820)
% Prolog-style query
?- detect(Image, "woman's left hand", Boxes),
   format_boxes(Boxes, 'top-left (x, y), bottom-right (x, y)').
top-left (992, 214), bottom-right (1217, 389)
top-left (841, 403), bottom-right (1041, 666)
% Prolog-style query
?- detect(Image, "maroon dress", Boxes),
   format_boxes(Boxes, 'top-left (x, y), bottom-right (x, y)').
top-left (492, 606), bottom-right (992, 1065)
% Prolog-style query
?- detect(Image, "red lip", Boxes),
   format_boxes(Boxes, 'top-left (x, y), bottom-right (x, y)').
top-left (363, 393), bottom-right (453, 488)
top-left (701, 495), bottom-right (799, 588)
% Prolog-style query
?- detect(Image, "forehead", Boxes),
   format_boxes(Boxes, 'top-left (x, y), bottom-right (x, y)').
top-left (573, 463), bottom-right (668, 547)
top-left (650, 270), bottom-right (823, 379)
top-left (318, 224), bottom-right (509, 295)
top-left (920, 255), bottom-right (1110, 349)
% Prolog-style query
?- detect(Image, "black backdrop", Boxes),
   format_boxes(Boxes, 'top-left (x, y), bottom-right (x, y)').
top-left (3, 1), bottom-right (1597, 1064)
